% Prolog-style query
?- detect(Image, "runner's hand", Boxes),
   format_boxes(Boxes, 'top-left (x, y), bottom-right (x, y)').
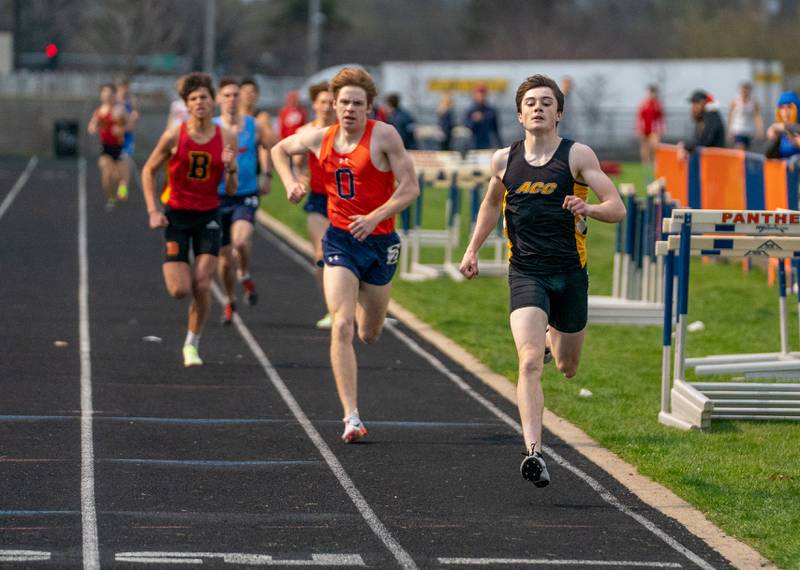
top-left (348, 215), bottom-right (378, 241)
top-left (459, 249), bottom-right (479, 279)
top-left (258, 173), bottom-right (272, 195)
top-left (148, 210), bottom-right (168, 229)
top-left (563, 195), bottom-right (590, 217)
top-left (222, 144), bottom-right (236, 169)
top-left (285, 181), bottom-right (307, 204)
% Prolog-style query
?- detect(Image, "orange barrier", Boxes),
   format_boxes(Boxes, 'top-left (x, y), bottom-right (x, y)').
top-left (654, 145), bottom-right (687, 206)
top-left (698, 148), bottom-right (746, 210)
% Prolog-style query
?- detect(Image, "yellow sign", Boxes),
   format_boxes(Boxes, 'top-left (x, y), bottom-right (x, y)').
top-left (428, 79), bottom-right (509, 92)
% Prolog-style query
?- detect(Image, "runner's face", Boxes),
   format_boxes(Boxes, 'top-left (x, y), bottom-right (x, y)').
top-left (517, 87), bottom-right (559, 134)
top-left (240, 85), bottom-right (258, 109)
top-left (335, 86), bottom-right (370, 132)
top-left (314, 91), bottom-right (335, 125)
top-left (186, 88), bottom-right (213, 119)
top-left (100, 87), bottom-right (114, 104)
top-left (217, 84), bottom-right (240, 116)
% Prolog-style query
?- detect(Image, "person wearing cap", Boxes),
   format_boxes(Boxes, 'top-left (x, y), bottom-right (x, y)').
top-left (765, 90), bottom-right (800, 160)
top-left (464, 83), bottom-right (501, 149)
top-left (678, 89), bottom-right (726, 157)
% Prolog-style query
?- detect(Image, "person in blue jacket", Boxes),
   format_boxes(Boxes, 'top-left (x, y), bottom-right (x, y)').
top-left (766, 90), bottom-right (800, 160)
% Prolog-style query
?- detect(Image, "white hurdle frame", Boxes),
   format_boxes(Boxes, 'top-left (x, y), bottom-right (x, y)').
top-left (657, 209), bottom-right (800, 430)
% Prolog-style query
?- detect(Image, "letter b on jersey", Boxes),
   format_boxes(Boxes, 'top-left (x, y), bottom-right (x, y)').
top-left (188, 151), bottom-right (212, 181)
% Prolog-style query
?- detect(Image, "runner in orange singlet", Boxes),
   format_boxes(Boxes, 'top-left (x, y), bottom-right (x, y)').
top-left (271, 68), bottom-right (420, 443)
top-left (293, 81), bottom-right (337, 329)
top-left (141, 72), bottom-right (238, 368)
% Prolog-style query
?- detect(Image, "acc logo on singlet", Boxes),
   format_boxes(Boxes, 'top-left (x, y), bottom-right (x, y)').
top-left (516, 181), bottom-right (557, 195)
top-left (187, 151), bottom-right (212, 181)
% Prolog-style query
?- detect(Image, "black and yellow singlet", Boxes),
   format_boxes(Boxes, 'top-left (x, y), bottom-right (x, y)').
top-left (501, 138), bottom-right (588, 275)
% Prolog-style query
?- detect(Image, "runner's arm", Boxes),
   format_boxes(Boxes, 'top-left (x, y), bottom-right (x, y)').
top-left (256, 121), bottom-right (277, 194)
top-left (222, 127), bottom-right (238, 197)
top-left (271, 127), bottom-right (325, 204)
top-left (141, 127), bottom-right (179, 228)
top-left (566, 143), bottom-right (625, 223)
top-left (87, 110), bottom-right (98, 135)
top-left (347, 124), bottom-right (420, 241)
top-left (459, 148), bottom-right (509, 279)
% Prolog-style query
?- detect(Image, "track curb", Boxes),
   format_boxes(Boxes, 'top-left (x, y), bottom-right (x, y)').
top-left (256, 208), bottom-right (774, 570)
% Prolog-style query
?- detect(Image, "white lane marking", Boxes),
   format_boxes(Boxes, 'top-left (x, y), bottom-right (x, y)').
top-left (0, 155), bottom-right (38, 222)
top-left (0, 550), bottom-right (51, 562)
top-left (116, 551), bottom-right (365, 566)
top-left (438, 559), bottom-right (681, 567)
top-left (255, 224), bottom-right (718, 570)
top-left (212, 283), bottom-right (417, 570)
top-left (78, 157), bottom-right (100, 569)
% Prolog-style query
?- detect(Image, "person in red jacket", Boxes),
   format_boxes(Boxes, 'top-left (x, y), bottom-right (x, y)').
top-left (278, 90), bottom-right (307, 139)
top-left (141, 72), bottom-right (238, 368)
top-left (636, 85), bottom-right (664, 166)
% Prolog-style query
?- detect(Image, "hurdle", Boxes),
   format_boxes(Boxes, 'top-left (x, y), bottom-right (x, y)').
top-left (588, 180), bottom-right (674, 326)
top-left (657, 209), bottom-right (800, 430)
top-left (400, 151), bottom-right (464, 281)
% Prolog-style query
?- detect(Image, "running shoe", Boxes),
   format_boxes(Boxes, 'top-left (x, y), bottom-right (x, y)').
top-left (222, 302), bottom-right (236, 326)
top-left (242, 278), bottom-right (258, 306)
top-left (182, 344), bottom-right (203, 368)
top-left (315, 312), bottom-right (333, 330)
top-left (341, 415), bottom-right (368, 443)
top-left (116, 183), bottom-right (128, 201)
top-left (543, 347), bottom-right (553, 364)
top-left (105, 199), bottom-right (115, 212)
top-left (520, 444), bottom-right (550, 487)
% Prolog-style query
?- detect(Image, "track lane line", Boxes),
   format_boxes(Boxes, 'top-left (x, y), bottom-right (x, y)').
top-left (253, 221), bottom-right (717, 570)
top-left (0, 156), bottom-right (38, 222)
top-left (211, 282), bottom-right (417, 570)
top-left (78, 157), bottom-right (100, 569)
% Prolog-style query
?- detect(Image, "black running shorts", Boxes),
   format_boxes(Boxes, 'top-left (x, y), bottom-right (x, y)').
top-left (164, 209), bottom-right (221, 263)
top-left (508, 265), bottom-right (588, 333)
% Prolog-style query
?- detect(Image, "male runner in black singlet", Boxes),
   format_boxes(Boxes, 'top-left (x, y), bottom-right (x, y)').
top-left (459, 75), bottom-right (625, 487)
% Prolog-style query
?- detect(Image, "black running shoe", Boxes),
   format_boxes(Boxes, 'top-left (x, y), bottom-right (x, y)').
top-left (543, 347), bottom-right (553, 364)
top-left (520, 444), bottom-right (550, 487)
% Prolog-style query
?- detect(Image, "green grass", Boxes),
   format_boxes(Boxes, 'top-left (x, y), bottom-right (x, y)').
top-left (262, 163), bottom-right (800, 569)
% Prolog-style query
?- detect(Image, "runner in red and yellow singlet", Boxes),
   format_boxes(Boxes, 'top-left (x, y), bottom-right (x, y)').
top-left (87, 83), bottom-right (128, 210)
top-left (142, 72), bottom-right (238, 368)
top-left (292, 81), bottom-right (337, 329)
top-left (272, 67), bottom-right (420, 443)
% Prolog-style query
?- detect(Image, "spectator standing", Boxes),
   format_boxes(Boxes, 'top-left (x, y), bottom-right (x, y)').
top-left (384, 93), bottom-right (417, 150)
top-left (678, 89), bottom-right (726, 156)
top-left (636, 85), bottom-right (664, 166)
top-left (437, 93), bottom-right (455, 150)
top-left (464, 83), bottom-right (501, 149)
top-left (765, 90), bottom-right (800, 160)
top-left (728, 81), bottom-right (764, 151)
top-left (278, 90), bottom-right (307, 139)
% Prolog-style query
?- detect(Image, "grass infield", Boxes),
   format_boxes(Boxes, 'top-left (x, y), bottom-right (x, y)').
top-left (262, 163), bottom-right (800, 569)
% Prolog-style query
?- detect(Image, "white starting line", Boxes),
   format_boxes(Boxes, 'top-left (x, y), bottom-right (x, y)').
top-left (0, 549), bottom-right (51, 562)
top-left (115, 552), bottom-right (365, 566)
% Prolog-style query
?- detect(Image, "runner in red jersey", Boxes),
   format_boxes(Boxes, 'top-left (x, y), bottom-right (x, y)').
top-left (293, 81), bottom-right (337, 329)
top-left (272, 67), bottom-right (419, 443)
top-left (142, 72), bottom-right (238, 368)
top-left (87, 83), bottom-right (128, 211)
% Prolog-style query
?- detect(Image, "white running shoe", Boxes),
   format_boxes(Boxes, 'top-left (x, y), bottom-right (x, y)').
top-left (182, 344), bottom-right (203, 368)
top-left (315, 312), bottom-right (333, 330)
top-left (341, 415), bottom-right (368, 443)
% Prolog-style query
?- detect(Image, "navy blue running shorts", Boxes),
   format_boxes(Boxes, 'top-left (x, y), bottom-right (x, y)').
top-left (219, 194), bottom-right (259, 246)
top-left (508, 265), bottom-right (588, 333)
top-left (303, 191), bottom-right (328, 217)
top-left (322, 226), bottom-right (401, 286)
